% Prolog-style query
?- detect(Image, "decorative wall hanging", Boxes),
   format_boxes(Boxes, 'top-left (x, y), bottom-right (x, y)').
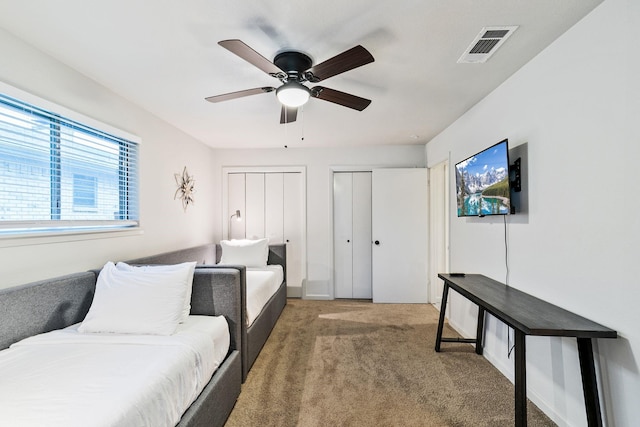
top-left (174, 166), bottom-right (195, 211)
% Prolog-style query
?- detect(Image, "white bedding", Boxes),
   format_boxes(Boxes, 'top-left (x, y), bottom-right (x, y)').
top-left (0, 315), bottom-right (229, 427)
top-left (246, 265), bottom-right (284, 327)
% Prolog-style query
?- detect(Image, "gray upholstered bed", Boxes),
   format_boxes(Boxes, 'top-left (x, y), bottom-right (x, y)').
top-left (127, 243), bottom-right (288, 381)
top-left (215, 243), bottom-right (287, 381)
top-left (0, 254), bottom-right (242, 427)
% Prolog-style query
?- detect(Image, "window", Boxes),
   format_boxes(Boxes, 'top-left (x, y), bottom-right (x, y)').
top-left (73, 174), bottom-right (98, 209)
top-left (0, 91), bottom-right (139, 235)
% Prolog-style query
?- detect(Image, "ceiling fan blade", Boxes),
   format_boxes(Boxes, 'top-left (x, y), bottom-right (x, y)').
top-left (311, 86), bottom-right (371, 111)
top-left (205, 87), bottom-right (275, 103)
top-left (218, 39), bottom-right (285, 76)
top-left (280, 105), bottom-right (298, 124)
top-left (305, 45), bottom-right (374, 82)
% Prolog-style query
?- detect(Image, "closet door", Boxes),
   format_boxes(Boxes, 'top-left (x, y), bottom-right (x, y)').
top-left (223, 168), bottom-right (306, 298)
top-left (265, 173), bottom-right (284, 244)
top-left (333, 172), bottom-right (372, 299)
top-left (352, 172), bottom-right (372, 299)
top-left (283, 173), bottom-right (304, 289)
top-left (245, 173), bottom-right (265, 239)
top-left (334, 173), bottom-right (354, 298)
top-left (227, 173), bottom-right (246, 239)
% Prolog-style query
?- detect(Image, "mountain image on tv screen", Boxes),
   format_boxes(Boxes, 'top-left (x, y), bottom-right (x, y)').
top-left (455, 140), bottom-right (511, 217)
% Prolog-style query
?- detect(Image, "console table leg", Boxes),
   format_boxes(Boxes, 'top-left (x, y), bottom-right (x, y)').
top-left (577, 338), bottom-right (603, 427)
top-left (514, 330), bottom-right (527, 427)
top-left (475, 307), bottom-right (485, 355)
top-left (434, 283), bottom-right (450, 352)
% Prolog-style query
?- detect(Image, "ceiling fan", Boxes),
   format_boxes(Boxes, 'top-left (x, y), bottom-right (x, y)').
top-left (205, 39), bottom-right (375, 124)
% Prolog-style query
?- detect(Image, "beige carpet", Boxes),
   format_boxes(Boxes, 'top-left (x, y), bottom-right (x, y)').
top-left (225, 299), bottom-right (556, 427)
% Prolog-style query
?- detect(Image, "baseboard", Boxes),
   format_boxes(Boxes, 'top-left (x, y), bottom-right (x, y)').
top-left (286, 286), bottom-right (302, 298)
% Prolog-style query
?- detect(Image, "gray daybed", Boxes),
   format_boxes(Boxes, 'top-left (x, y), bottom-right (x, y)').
top-left (130, 243), bottom-right (288, 382)
top-left (216, 242), bottom-right (288, 381)
top-left (0, 261), bottom-right (242, 427)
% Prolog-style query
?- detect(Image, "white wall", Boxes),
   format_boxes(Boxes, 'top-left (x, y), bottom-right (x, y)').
top-left (211, 145), bottom-right (425, 298)
top-left (0, 29), bottom-right (217, 289)
top-left (426, 1), bottom-right (639, 425)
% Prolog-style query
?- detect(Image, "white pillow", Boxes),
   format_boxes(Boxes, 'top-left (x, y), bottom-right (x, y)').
top-left (115, 261), bottom-right (196, 323)
top-left (78, 261), bottom-right (191, 335)
top-left (219, 238), bottom-right (269, 267)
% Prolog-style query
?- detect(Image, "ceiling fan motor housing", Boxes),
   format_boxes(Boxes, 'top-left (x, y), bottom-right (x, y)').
top-left (273, 51), bottom-right (313, 81)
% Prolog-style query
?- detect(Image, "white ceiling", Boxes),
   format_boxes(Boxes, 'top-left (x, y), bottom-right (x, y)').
top-left (0, 0), bottom-right (602, 149)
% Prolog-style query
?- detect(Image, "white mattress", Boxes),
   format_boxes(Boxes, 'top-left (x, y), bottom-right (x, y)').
top-left (246, 265), bottom-right (284, 327)
top-left (0, 315), bottom-right (229, 427)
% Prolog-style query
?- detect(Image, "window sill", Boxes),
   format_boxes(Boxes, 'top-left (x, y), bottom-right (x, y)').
top-left (0, 227), bottom-right (144, 248)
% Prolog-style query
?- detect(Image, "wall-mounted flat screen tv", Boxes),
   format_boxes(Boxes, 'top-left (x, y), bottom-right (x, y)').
top-left (455, 139), bottom-right (511, 217)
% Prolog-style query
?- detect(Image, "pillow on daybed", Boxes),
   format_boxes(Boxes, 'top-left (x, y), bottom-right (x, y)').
top-left (219, 238), bottom-right (269, 268)
top-left (115, 261), bottom-right (196, 323)
top-left (78, 261), bottom-right (195, 336)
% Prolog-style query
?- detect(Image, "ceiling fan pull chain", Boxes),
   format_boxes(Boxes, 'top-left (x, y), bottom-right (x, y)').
top-left (300, 106), bottom-right (305, 142)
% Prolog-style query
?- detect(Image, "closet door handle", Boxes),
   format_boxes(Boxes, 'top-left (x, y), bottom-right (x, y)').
top-left (374, 240), bottom-right (380, 245)
top-left (347, 239), bottom-right (350, 243)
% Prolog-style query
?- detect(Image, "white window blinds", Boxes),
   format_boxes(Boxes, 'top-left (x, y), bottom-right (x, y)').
top-left (0, 93), bottom-right (139, 235)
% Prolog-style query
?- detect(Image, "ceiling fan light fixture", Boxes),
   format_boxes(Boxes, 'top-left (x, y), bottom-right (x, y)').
top-left (276, 82), bottom-right (310, 107)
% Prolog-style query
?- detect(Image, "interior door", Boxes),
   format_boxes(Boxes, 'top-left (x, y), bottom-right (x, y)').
top-left (371, 168), bottom-right (428, 303)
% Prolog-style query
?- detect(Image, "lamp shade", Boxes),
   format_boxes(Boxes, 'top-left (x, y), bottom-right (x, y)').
top-left (276, 82), bottom-right (310, 107)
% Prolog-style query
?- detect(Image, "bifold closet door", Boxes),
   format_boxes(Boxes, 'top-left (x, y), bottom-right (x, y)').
top-left (265, 173), bottom-right (284, 244)
top-left (283, 173), bottom-right (304, 289)
top-left (352, 173), bottom-right (372, 299)
top-left (334, 172), bottom-right (372, 299)
top-left (245, 173), bottom-right (265, 239)
top-left (227, 171), bottom-right (305, 292)
top-left (334, 173), bottom-right (354, 298)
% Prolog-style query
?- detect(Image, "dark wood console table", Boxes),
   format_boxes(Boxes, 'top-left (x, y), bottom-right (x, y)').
top-left (435, 274), bottom-right (617, 427)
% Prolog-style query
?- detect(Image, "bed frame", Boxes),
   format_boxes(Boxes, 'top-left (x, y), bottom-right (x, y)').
top-left (216, 243), bottom-right (288, 381)
top-left (0, 264), bottom-right (242, 427)
top-left (126, 242), bottom-right (288, 381)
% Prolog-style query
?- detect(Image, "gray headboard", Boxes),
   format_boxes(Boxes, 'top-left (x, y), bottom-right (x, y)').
top-left (0, 272), bottom-right (97, 351)
top-left (126, 243), bottom-right (216, 266)
top-left (0, 265), bottom-right (243, 354)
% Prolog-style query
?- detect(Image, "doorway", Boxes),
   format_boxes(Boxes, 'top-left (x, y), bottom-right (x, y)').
top-left (428, 160), bottom-right (449, 310)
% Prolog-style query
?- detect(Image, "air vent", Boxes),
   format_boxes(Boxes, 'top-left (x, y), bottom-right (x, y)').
top-left (458, 26), bottom-right (518, 63)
